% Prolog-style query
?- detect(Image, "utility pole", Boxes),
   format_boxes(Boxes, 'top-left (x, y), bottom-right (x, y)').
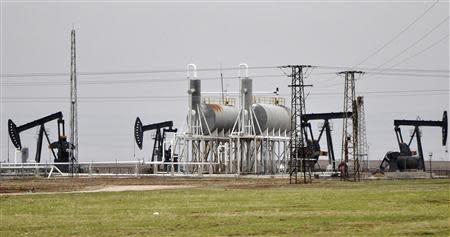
top-left (428, 152), bottom-right (433, 178)
top-left (282, 65), bottom-right (313, 184)
top-left (70, 29), bottom-right (78, 172)
top-left (339, 71), bottom-right (364, 181)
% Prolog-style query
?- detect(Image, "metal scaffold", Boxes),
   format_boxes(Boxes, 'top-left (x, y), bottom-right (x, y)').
top-left (339, 71), bottom-right (364, 181)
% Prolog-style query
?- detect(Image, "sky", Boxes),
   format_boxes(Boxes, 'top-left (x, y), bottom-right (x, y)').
top-left (1, 1), bottom-right (449, 163)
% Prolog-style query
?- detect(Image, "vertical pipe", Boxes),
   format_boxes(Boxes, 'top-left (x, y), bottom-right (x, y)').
top-left (239, 63), bottom-right (249, 133)
top-left (188, 64), bottom-right (200, 135)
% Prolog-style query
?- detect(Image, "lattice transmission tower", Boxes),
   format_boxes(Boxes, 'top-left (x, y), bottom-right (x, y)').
top-left (339, 71), bottom-right (364, 181)
top-left (282, 65), bottom-right (313, 184)
top-left (357, 96), bottom-right (369, 172)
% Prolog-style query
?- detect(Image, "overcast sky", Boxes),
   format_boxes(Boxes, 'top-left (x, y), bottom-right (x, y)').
top-left (1, 1), bottom-right (449, 163)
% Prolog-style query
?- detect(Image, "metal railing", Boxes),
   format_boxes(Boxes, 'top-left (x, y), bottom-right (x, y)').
top-left (0, 161), bottom-right (222, 178)
top-left (253, 96), bottom-right (285, 105)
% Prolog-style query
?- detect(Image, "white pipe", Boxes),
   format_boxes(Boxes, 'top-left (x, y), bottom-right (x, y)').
top-left (187, 63), bottom-right (197, 79)
top-left (239, 63), bottom-right (249, 78)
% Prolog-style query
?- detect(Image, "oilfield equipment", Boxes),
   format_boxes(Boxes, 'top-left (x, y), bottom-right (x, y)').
top-left (170, 64), bottom-right (291, 175)
top-left (301, 112), bottom-right (353, 172)
top-left (7, 112), bottom-right (75, 172)
top-left (159, 64), bottom-right (370, 179)
top-left (1, 27), bottom-right (446, 180)
top-left (134, 117), bottom-right (177, 171)
top-left (380, 111), bottom-right (448, 172)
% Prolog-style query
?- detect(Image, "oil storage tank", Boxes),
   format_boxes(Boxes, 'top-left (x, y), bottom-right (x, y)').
top-left (200, 104), bottom-right (239, 135)
top-left (252, 103), bottom-right (290, 135)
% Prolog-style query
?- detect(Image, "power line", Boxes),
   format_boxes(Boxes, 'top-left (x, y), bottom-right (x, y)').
top-left (0, 65), bottom-right (278, 78)
top-left (312, 89), bottom-right (449, 95)
top-left (2, 70), bottom-right (448, 88)
top-left (375, 34), bottom-right (449, 73)
top-left (352, 0), bottom-right (440, 68)
top-left (2, 92), bottom-right (447, 103)
top-left (1, 65), bottom-right (448, 80)
top-left (372, 16), bottom-right (449, 70)
top-left (317, 65), bottom-right (449, 74)
top-left (364, 72), bottom-right (448, 78)
top-left (362, 33), bottom-right (449, 81)
top-left (1, 74), bottom-right (287, 87)
top-left (2, 89), bottom-right (447, 101)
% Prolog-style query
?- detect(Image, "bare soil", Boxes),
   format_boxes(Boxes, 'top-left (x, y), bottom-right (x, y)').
top-left (0, 176), bottom-right (292, 194)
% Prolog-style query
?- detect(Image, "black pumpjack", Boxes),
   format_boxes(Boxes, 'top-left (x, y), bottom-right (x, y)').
top-left (134, 117), bottom-right (177, 171)
top-left (8, 112), bottom-right (75, 172)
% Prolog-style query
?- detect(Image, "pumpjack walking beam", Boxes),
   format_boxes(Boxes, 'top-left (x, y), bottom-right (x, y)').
top-left (8, 112), bottom-right (63, 150)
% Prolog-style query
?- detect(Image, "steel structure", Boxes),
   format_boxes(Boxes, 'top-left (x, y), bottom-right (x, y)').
top-left (380, 111), bottom-right (447, 172)
top-left (356, 96), bottom-right (369, 172)
top-left (69, 29), bottom-right (79, 166)
top-left (301, 112), bottom-right (353, 172)
top-left (339, 71), bottom-right (364, 181)
top-left (172, 64), bottom-right (291, 176)
top-left (281, 65), bottom-right (313, 184)
top-left (8, 112), bottom-right (74, 172)
top-left (134, 118), bottom-right (177, 172)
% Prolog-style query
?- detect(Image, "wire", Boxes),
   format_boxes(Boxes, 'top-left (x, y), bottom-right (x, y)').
top-left (2, 89), bottom-right (447, 102)
top-left (311, 89), bottom-right (449, 95)
top-left (3, 92), bottom-right (447, 103)
top-left (364, 72), bottom-right (448, 78)
top-left (362, 33), bottom-right (449, 81)
top-left (373, 16), bottom-right (449, 70)
top-left (0, 66), bottom-right (279, 78)
top-left (315, 65), bottom-right (449, 74)
top-left (2, 64), bottom-right (448, 80)
top-left (2, 74), bottom-right (287, 87)
top-left (374, 34), bottom-right (449, 74)
top-left (3, 69), bottom-right (448, 88)
top-left (352, 0), bottom-right (440, 68)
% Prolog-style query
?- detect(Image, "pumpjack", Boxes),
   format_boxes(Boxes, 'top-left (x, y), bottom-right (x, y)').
top-left (134, 117), bottom-right (177, 164)
top-left (380, 111), bottom-right (448, 172)
top-left (301, 112), bottom-right (353, 171)
top-left (8, 112), bottom-right (75, 172)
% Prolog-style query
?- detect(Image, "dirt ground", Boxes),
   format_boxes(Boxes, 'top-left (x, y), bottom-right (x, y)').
top-left (0, 176), bottom-right (293, 194)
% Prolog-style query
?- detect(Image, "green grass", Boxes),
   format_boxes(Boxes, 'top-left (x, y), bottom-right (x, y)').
top-left (1, 179), bottom-right (449, 236)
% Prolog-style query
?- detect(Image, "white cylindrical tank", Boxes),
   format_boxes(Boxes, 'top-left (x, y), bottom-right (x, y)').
top-left (252, 103), bottom-right (290, 135)
top-left (201, 104), bottom-right (239, 134)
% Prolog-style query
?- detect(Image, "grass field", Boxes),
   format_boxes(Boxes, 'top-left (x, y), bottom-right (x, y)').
top-left (0, 178), bottom-right (449, 236)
